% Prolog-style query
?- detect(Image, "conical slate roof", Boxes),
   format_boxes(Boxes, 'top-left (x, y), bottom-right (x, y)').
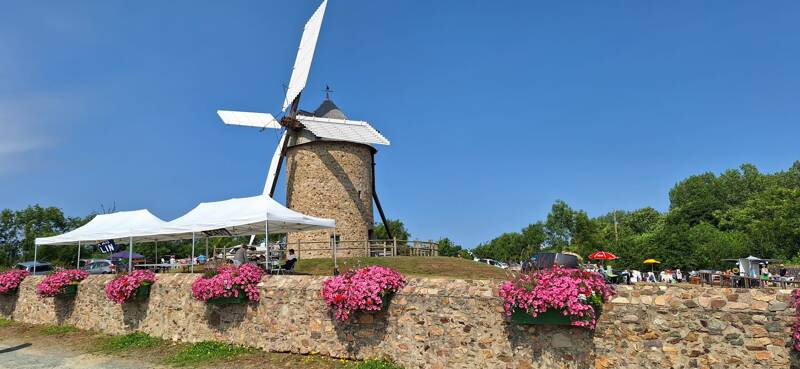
top-left (313, 99), bottom-right (348, 120)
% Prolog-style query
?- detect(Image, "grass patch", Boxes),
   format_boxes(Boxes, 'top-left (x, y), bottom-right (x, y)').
top-left (295, 256), bottom-right (510, 280)
top-left (101, 332), bottom-right (164, 352)
top-left (40, 324), bottom-right (80, 335)
top-left (165, 341), bottom-right (257, 366)
top-left (352, 360), bottom-right (404, 369)
top-left (0, 318), bottom-right (14, 327)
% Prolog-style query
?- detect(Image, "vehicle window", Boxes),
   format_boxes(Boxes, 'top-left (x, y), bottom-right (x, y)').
top-left (16, 265), bottom-right (27, 271)
top-left (38, 265), bottom-right (52, 272)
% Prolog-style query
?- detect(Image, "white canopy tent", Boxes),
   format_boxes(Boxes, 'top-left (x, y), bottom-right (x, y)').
top-left (154, 195), bottom-right (335, 272)
top-left (34, 210), bottom-right (168, 272)
top-left (34, 195), bottom-right (336, 273)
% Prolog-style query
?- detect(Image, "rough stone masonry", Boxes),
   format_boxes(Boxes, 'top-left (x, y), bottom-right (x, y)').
top-left (0, 276), bottom-right (798, 369)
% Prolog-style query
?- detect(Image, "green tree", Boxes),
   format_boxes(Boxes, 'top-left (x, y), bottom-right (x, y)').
top-left (372, 219), bottom-right (411, 241)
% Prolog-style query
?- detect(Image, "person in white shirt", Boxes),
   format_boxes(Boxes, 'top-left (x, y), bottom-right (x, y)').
top-left (675, 269), bottom-right (683, 283)
top-left (282, 249), bottom-right (298, 271)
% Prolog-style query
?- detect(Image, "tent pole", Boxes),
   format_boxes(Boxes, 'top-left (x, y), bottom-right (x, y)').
top-left (155, 241), bottom-right (158, 264)
top-left (205, 237), bottom-right (208, 262)
top-left (332, 227), bottom-right (338, 275)
top-left (265, 213), bottom-right (270, 273)
top-left (77, 241), bottom-right (81, 268)
top-left (128, 237), bottom-right (133, 272)
top-left (33, 244), bottom-right (38, 275)
top-left (191, 232), bottom-right (196, 273)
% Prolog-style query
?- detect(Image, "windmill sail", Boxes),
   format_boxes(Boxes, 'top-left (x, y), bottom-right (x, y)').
top-left (217, 110), bottom-right (280, 129)
top-left (263, 130), bottom-right (288, 195)
top-left (282, 0), bottom-right (328, 112)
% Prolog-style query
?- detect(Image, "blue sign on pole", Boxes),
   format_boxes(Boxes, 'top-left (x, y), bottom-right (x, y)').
top-left (97, 240), bottom-right (116, 253)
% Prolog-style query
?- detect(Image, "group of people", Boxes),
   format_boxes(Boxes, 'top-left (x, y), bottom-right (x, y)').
top-left (232, 245), bottom-right (297, 272)
top-left (628, 269), bottom-right (685, 283)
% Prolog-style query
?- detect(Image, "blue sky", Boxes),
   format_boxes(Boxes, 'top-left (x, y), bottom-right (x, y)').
top-left (1, 1), bottom-right (798, 248)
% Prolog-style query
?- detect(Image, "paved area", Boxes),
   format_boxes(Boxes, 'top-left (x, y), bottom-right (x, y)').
top-left (0, 340), bottom-right (164, 369)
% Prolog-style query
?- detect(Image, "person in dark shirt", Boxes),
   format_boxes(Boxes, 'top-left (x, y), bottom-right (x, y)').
top-left (780, 264), bottom-right (788, 277)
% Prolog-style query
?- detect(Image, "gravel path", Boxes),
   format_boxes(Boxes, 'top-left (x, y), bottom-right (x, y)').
top-left (0, 339), bottom-right (165, 369)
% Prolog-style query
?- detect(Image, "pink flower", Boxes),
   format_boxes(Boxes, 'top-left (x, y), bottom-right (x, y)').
top-left (36, 269), bottom-right (89, 297)
top-left (498, 266), bottom-right (614, 330)
top-left (0, 269), bottom-right (29, 294)
top-left (321, 266), bottom-right (407, 321)
top-left (791, 289), bottom-right (800, 351)
top-left (191, 264), bottom-right (264, 303)
top-left (105, 270), bottom-right (156, 304)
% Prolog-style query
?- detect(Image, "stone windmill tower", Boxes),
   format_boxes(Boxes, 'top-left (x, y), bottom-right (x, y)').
top-left (214, 0), bottom-right (392, 258)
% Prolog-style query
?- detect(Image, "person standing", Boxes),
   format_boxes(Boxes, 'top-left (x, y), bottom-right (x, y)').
top-left (233, 246), bottom-right (247, 267)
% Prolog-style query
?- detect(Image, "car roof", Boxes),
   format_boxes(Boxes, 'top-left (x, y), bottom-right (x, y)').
top-left (17, 261), bottom-right (53, 267)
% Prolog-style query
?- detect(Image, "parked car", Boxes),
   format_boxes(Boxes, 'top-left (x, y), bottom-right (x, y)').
top-left (475, 258), bottom-right (509, 269)
top-left (15, 261), bottom-right (54, 275)
top-left (82, 260), bottom-right (121, 274)
top-left (522, 252), bottom-right (579, 272)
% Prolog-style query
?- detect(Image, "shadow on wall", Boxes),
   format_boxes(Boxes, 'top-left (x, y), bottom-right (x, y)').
top-left (205, 303), bottom-right (248, 331)
top-left (0, 293), bottom-right (19, 318)
top-left (122, 300), bottom-right (150, 329)
top-left (54, 296), bottom-right (76, 324)
top-left (334, 310), bottom-right (390, 355)
top-left (505, 323), bottom-right (595, 367)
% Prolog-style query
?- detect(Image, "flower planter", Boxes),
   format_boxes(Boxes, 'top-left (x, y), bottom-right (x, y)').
top-left (380, 292), bottom-right (394, 311)
top-left (510, 308), bottom-right (572, 325)
top-left (129, 283), bottom-right (151, 302)
top-left (57, 284), bottom-right (79, 298)
top-left (207, 289), bottom-right (248, 306)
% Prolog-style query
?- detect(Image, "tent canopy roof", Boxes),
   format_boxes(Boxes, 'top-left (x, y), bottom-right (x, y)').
top-left (155, 195), bottom-right (335, 239)
top-left (35, 195), bottom-right (335, 246)
top-left (35, 210), bottom-right (167, 246)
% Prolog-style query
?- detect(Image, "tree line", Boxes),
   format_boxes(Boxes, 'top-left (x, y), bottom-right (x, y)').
top-left (472, 162), bottom-right (800, 270)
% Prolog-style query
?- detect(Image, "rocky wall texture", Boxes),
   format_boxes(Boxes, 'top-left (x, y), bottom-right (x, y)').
top-left (0, 276), bottom-right (797, 369)
top-left (285, 141), bottom-right (375, 258)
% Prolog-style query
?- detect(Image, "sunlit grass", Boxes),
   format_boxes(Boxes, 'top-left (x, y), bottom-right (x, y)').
top-left (101, 332), bottom-right (164, 352)
top-left (39, 324), bottom-right (80, 335)
top-left (165, 341), bottom-right (257, 366)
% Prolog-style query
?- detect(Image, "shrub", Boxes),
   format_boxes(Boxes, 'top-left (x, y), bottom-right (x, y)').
top-left (321, 265), bottom-right (407, 321)
top-left (105, 270), bottom-right (156, 304)
top-left (0, 269), bottom-right (29, 294)
top-left (498, 266), bottom-right (614, 329)
top-left (36, 269), bottom-right (88, 297)
top-left (191, 264), bottom-right (263, 303)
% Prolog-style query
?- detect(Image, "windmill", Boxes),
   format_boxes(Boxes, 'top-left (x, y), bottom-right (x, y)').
top-left (216, 0), bottom-right (393, 256)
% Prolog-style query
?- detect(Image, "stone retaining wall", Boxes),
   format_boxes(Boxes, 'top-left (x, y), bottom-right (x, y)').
top-left (0, 276), bottom-right (796, 369)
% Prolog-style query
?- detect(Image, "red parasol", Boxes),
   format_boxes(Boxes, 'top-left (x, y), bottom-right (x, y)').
top-left (588, 251), bottom-right (618, 260)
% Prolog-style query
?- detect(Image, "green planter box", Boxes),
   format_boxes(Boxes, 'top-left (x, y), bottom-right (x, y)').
top-left (380, 292), bottom-right (394, 311)
top-left (57, 284), bottom-right (79, 298)
top-left (1, 288), bottom-right (18, 296)
top-left (510, 308), bottom-right (572, 325)
top-left (129, 283), bottom-right (151, 302)
top-left (207, 289), bottom-right (248, 306)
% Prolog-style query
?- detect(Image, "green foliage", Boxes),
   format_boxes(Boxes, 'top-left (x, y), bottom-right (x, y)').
top-left (0, 318), bottom-right (14, 327)
top-left (352, 359), bottom-right (404, 369)
top-left (474, 161), bottom-right (800, 270)
top-left (101, 332), bottom-right (164, 352)
top-left (40, 325), bottom-right (80, 335)
top-left (165, 341), bottom-right (256, 366)
top-left (372, 219), bottom-right (410, 241)
top-left (436, 237), bottom-right (464, 257)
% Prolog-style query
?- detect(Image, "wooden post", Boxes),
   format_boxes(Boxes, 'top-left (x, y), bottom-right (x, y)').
top-left (392, 237), bottom-right (397, 257)
top-left (365, 239), bottom-right (370, 257)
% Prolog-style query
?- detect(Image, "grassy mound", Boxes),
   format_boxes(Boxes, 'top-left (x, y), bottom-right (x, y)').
top-left (295, 256), bottom-right (510, 280)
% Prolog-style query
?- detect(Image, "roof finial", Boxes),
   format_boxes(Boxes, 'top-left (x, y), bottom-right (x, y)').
top-left (324, 85), bottom-right (334, 100)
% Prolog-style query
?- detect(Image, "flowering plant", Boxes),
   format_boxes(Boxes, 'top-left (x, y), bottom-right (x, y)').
top-left (321, 265), bottom-right (407, 321)
top-left (498, 266), bottom-right (614, 329)
top-left (792, 289), bottom-right (800, 351)
top-left (191, 263), bottom-right (263, 303)
top-left (105, 270), bottom-right (156, 304)
top-left (36, 269), bottom-right (89, 297)
top-left (0, 269), bottom-right (30, 294)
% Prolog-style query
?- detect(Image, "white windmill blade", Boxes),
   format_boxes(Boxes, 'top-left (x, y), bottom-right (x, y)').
top-left (217, 110), bottom-right (281, 129)
top-left (282, 0), bottom-right (328, 112)
top-left (296, 115), bottom-right (390, 146)
top-left (263, 130), bottom-right (288, 196)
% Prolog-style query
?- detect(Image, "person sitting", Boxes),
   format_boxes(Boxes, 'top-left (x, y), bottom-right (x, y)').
top-left (282, 249), bottom-right (298, 271)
